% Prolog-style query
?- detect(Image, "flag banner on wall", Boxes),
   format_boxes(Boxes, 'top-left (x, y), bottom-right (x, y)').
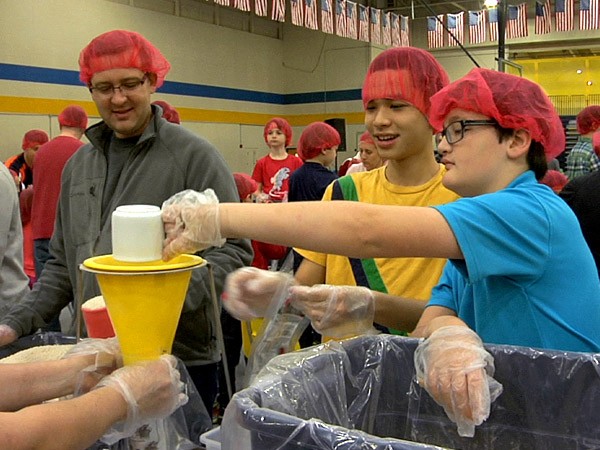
top-left (304, 0), bottom-right (318, 29)
top-left (234, 0), bottom-right (251, 11)
top-left (580, 0), bottom-right (600, 30)
top-left (291, 0), bottom-right (303, 25)
top-left (336, 0), bottom-right (347, 37)
top-left (391, 12), bottom-right (401, 46)
top-left (400, 15), bottom-right (410, 46)
top-left (359, 4), bottom-right (370, 42)
top-left (321, 0), bottom-right (334, 33)
top-left (555, 0), bottom-right (574, 31)
top-left (346, 1), bottom-right (358, 39)
top-left (271, 0), bottom-right (285, 21)
top-left (371, 8), bottom-right (382, 45)
top-left (255, 0), bottom-right (268, 16)
top-left (382, 12), bottom-right (392, 46)
top-left (215, 0), bottom-right (230, 6)
top-left (427, 15), bottom-right (444, 48)
top-left (447, 11), bottom-right (464, 46)
top-left (507, 3), bottom-right (528, 39)
top-left (469, 10), bottom-right (487, 43)
top-left (488, 6), bottom-right (498, 41)
top-left (535, 1), bottom-right (551, 34)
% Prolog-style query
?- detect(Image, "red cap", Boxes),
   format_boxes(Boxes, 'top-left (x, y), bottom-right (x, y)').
top-left (79, 30), bottom-right (170, 88)
top-left (22, 129), bottom-right (49, 150)
top-left (429, 68), bottom-right (565, 160)
top-left (58, 105), bottom-right (88, 129)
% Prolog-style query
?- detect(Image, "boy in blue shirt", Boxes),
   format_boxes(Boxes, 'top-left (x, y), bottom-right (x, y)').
top-left (161, 68), bottom-right (600, 435)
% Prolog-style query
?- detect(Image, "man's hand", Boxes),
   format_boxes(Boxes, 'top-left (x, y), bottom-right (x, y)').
top-left (0, 325), bottom-right (18, 347)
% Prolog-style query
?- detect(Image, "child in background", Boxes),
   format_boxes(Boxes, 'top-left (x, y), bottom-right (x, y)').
top-left (288, 121), bottom-right (340, 203)
top-left (252, 118), bottom-right (302, 202)
top-left (346, 131), bottom-right (385, 174)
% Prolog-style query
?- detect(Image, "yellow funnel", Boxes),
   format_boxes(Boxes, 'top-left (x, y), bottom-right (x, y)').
top-left (81, 254), bottom-right (205, 365)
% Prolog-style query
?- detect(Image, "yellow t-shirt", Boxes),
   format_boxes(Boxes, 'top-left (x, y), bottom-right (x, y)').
top-left (296, 165), bottom-right (460, 303)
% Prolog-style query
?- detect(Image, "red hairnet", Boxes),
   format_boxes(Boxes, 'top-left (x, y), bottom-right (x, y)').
top-left (233, 172), bottom-right (258, 201)
top-left (576, 105), bottom-right (600, 135)
top-left (263, 118), bottom-right (292, 147)
top-left (362, 47), bottom-right (449, 118)
top-left (58, 105), bottom-right (88, 129)
top-left (79, 30), bottom-right (171, 88)
top-left (429, 68), bottom-right (565, 160)
top-left (22, 129), bottom-right (49, 150)
top-left (539, 170), bottom-right (568, 193)
top-left (359, 130), bottom-right (375, 146)
top-left (297, 122), bottom-right (341, 161)
top-left (153, 100), bottom-right (180, 124)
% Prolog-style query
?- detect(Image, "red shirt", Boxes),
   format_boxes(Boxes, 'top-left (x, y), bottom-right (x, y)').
top-left (252, 154), bottom-right (303, 202)
top-left (32, 136), bottom-right (83, 239)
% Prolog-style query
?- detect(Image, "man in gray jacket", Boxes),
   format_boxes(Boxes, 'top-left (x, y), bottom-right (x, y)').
top-left (0, 30), bottom-right (252, 415)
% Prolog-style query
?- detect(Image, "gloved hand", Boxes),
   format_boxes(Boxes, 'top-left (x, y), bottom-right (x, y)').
top-left (289, 285), bottom-right (377, 339)
top-left (161, 189), bottom-right (225, 261)
top-left (414, 325), bottom-right (503, 437)
top-left (0, 325), bottom-right (18, 347)
top-left (223, 267), bottom-right (295, 321)
top-left (95, 354), bottom-right (188, 444)
top-left (62, 337), bottom-right (123, 395)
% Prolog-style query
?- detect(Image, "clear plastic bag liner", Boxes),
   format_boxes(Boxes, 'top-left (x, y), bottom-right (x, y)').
top-left (222, 334), bottom-right (600, 449)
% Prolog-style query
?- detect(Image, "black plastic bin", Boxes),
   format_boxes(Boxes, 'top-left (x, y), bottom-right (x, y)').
top-left (222, 334), bottom-right (600, 449)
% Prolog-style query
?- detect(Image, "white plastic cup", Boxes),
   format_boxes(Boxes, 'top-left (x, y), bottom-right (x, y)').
top-left (111, 205), bottom-right (164, 262)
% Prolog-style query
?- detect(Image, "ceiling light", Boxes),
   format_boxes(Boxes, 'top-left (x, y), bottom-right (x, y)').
top-left (484, 0), bottom-right (499, 7)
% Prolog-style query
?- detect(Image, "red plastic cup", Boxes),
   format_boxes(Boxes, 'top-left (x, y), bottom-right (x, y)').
top-left (82, 306), bottom-right (116, 338)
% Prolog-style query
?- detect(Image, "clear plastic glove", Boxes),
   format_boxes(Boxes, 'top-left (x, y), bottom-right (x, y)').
top-left (161, 189), bottom-right (225, 261)
top-left (95, 354), bottom-right (188, 444)
top-left (62, 337), bottom-right (123, 395)
top-left (0, 325), bottom-right (18, 347)
top-left (414, 326), bottom-right (503, 437)
top-left (223, 267), bottom-right (295, 321)
top-left (289, 285), bottom-right (378, 339)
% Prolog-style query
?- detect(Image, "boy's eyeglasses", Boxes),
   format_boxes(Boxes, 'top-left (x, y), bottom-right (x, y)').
top-left (439, 120), bottom-right (498, 145)
top-left (89, 75), bottom-right (148, 98)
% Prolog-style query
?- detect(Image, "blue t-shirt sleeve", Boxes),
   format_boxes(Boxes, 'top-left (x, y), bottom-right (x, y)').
top-left (432, 190), bottom-right (551, 282)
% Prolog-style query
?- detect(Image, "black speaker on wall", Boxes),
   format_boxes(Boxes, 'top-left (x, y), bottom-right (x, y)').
top-left (325, 118), bottom-right (346, 152)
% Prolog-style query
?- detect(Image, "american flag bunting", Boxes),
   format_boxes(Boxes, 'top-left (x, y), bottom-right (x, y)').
top-left (400, 15), bottom-right (410, 46)
top-left (555, 0), bottom-right (574, 31)
top-left (580, 0), bottom-right (600, 30)
top-left (214, 0), bottom-right (229, 6)
top-left (371, 8), bottom-right (381, 45)
top-left (447, 11), bottom-right (464, 46)
top-left (304, 0), bottom-right (318, 30)
top-left (271, 0), bottom-right (285, 21)
top-left (382, 12), bottom-right (392, 46)
top-left (359, 4), bottom-right (370, 42)
top-left (488, 7), bottom-right (498, 41)
top-left (255, 0), bottom-right (268, 16)
top-left (290, 0), bottom-right (303, 26)
top-left (234, 0), bottom-right (251, 11)
top-left (321, 0), bottom-right (334, 34)
top-left (469, 10), bottom-right (487, 44)
top-left (391, 12), bottom-right (401, 47)
top-left (336, 0), bottom-right (347, 37)
top-left (535, 1), bottom-right (551, 34)
top-left (427, 15), bottom-right (444, 49)
top-left (506, 3), bottom-right (528, 39)
top-left (346, 1), bottom-right (358, 39)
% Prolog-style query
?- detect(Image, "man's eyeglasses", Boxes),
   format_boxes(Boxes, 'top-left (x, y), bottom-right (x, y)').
top-left (89, 75), bottom-right (148, 98)
top-left (439, 120), bottom-right (498, 145)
